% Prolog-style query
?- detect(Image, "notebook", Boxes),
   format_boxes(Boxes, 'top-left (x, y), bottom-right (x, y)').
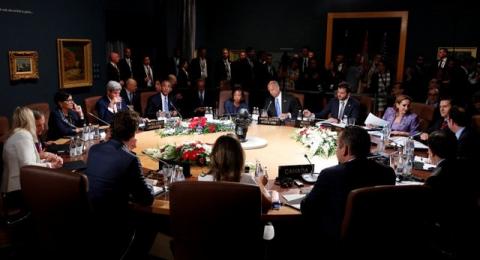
top-left (282, 193), bottom-right (307, 210)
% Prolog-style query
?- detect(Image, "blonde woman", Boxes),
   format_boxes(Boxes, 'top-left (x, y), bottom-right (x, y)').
top-left (1, 107), bottom-right (62, 207)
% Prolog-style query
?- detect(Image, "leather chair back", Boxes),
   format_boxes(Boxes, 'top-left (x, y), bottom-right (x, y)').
top-left (341, 185), bottom-right (435, 258)
top-left (140, 91), bottom-right (157, 117)
top-left (286, 91), bottom-right (305, 109)
top-left (472, 115), bottom-right (480, 134)
top-left (84, 96), bottom-right (102, 124)
top-left (218, 90), bottom-right (249, 116)
top-left (0, 116), bottom-right (9, 142)
top-left (353, 95), bottom-right (373, 124)
top-left (20, 166), bottom-right (91, 257)
top-left (26, 102), bottom-right (50, 130)
top-left (410, 102), bottom-right (435, 131)
top-left (170, 181), bottom-right (263, 260)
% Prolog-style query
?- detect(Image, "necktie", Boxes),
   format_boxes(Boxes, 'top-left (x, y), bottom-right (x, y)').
top-left (199, 91), bottom-right (204, 105)
top-left (163, 96), bottom-right (169, 112)
top-left (129, 92), bottom-right (133, 103)
top-left (275, 97), bottom-right (281, 117)
top-left (147, 66), bottom-right (152, 81)
top-left (338, 101), bottom-right (345, 120)
top-left (441, 119), bottom-right (448, 130)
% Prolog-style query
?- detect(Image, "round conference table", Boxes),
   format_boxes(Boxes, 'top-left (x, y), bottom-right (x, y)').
top-left (133, 123), bottom-right (327, 219)
top-left (131, 123), bottom-right (432, 219)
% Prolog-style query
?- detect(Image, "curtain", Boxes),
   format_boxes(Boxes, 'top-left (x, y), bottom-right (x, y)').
top-left (180, 0), bottom-right (196, 61)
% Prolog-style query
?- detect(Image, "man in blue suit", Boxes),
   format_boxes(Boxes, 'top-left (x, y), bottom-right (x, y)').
top-left (86, 110), bottom-right (154, 258)
top-left (145, 80), bottom-right (178, 119)
top-left (95, 80), bottom-right (128, 125)
top-left (303, 82), bottom-right (360, 123)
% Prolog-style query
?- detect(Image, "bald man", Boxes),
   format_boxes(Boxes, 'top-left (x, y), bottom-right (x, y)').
top-left (120, 78), bottom-right (141, 113)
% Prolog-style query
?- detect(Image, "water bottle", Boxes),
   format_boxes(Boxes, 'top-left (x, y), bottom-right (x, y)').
top-left (252, 107), bottom-right (259, 124)
top-left (403, 137), bottom-right (415, 176)
top-left (82, 124), bottom-right (89, 141)
top-left (69, 137), bottom-right (76, 157)
top-left (342, 115), bottom-right (348, 125)
top-left (75, 135), bottom-right (84, 155)
top-left (255, 160), bottom-right (263, 178)
top-left (205, 107), bottom-right (213, 121)
top-left (88, 123), bottom-right (94, 140)
top-left (297, 110), bottom-right (303, 122)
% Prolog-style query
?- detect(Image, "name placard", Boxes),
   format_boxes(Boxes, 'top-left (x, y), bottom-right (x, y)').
top-left (142, 120), bottom-right (164, 131)
top-left (258, 117), bottom-right (282, 126)
top-left (295, 120), bottom-right (314, 128)
top-left (278, 164), bottom-right (314, 180)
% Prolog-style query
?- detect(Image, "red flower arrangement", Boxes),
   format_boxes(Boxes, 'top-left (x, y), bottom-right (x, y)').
top-left (188, 117), bottom-right (207, 129)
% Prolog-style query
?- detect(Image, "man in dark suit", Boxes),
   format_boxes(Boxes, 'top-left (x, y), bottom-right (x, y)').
top-left (256, 53), bottom-right (278, 89)
top-left (119, 48), bottom-right (134, 82)
top-left (86, 110), bottom-right (154, 259)
top-left (136, 56), bottom-right (155, 89)
top-left (189, 78), bottom-right (215, 117)
top-left (145, 80), bottom-right (178, 119)
top-left (447, 106), bottom-right (480, 161)
top-left (303, 82), bottom-right (360, 123)
top-left (263, 80), bottom-right (301, 119)
top-left (424, 130), bottom-right (480, 259)
top-left (106, 51), bottom-right (122, 85)
top-left (96, 81), bottom-right (128, 125)
top-left (232, 51), bottom-right (254, 91)
top-left (120, 78), bottom-right (141, 113)
top-left (167, 47), bottom-right (183, 77)
top-left (215, 48), bottom-right (232, 87)
top-left (420, 96), bottom-right (452, 141)
top-left (301, 126), bottom-right (395, 256)
top-left (190, 47), bottom-right (211, 87)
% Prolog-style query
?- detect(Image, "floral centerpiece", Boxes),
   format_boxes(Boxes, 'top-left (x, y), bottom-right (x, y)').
top-left (157, 117), bottom-right (234, 137)
top-left (294, 126), bottom-right (338, 158)
top-left (143, 141), bottom-right (212, 166)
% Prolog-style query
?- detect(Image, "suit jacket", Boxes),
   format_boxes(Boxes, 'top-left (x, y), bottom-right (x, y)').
top-left (177, 68), bottom-right (190, 89)
top-left (120, 88), bottom-right (141, 113)
top-left (168, 56), bottom-right (181, 76)
top-left (232, 58), bottom-right (254, 90)
top-left (382, 107), bottom-right (420, 135)
top-left (135, 65), bottom-right (156, 89)
top-left (457, 127), bottom-right (480, 161)
top-left (118, 58), bottom-right (134, 81)
top-left (190, 57), bottom-right (212, 82)
top-left (145, 93), bottom-right (176, 119)
top-left (263, 92), bottom-right (301, 118)
top-left (86, 139), bottom-right (154, 240)
top-left (315, 97), bottom-right (360, 121)
top-left (106, 62), bottom-right (121, 82)
top-left (215, 58), bottom-right (232, 84)
top-left (301, 158), bottom-right (395, 241)
top-left (95, 95), bottom-right (128, 125)
top-left (1, 129), bottom-right (49, 193)
top-left (48, 108), bottom-right (85, 140)
top-left (224, 100), bottom-right (249, 116)
top-left (189, 90), bottom-right (215, 117)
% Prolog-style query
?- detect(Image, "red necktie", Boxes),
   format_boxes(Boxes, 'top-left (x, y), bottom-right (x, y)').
top-left (440, 120), bottom-right (448, 130)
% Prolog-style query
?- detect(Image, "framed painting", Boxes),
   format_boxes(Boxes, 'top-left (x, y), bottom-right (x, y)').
top-left (9, 51), bottom-right (39, 80)
top-left (57, 38), bottom-right (93, 88)
top-left (325, 11), bottom-right (409, 81)
top-left (438, 47), bottom-right (477, 59)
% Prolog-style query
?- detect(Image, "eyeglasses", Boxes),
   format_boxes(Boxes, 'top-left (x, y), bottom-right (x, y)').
top-left (64, 99), bottom-right (74, 103)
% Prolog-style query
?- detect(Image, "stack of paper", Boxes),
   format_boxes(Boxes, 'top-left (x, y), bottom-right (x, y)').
top-left (389, 136), bottom-right (428, 149)
top-left (364, 113), bottom-right (389, 127)
top-left (282, 193), bottom-right (306, 210)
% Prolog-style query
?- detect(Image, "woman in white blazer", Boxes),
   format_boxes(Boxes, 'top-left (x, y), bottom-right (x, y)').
top-left (1, 107), bottom-right (62, 208)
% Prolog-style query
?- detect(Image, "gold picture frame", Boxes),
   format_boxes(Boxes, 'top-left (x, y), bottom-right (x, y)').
top-left (325, 11), bottom-right (409, 81)
top-left (9, 51), bottom-right (39, 80)
top-left (57, 38), bottom-right (93, 88)
top-left (438, 47), bottom-right (477, 59)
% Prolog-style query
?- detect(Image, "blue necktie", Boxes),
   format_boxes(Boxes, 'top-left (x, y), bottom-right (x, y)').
top-left (163, 96), bottom-right (169, 112)
top-left (275, 98), bottom-right (281, 117)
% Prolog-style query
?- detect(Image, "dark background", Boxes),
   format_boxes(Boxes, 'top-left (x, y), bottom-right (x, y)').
top-left (1, 0), bottom-right (478, 116)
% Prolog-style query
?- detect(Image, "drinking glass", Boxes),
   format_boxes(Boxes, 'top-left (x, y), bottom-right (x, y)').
top-left (260, 109), bottom-right (268, 117)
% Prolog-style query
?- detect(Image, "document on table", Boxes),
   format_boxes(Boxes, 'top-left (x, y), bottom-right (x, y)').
top-left (364, 113), bottom-right (389, 127)
top-left (282, 193), bottom-right (306, 210)
top-left (389, 136), bottom-right (428, 149)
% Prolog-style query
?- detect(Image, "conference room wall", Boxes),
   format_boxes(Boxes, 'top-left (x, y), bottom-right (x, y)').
top-left (0, 0), bottom-right (107, 117)
top-left (197, 0), bottom-right (479, 68)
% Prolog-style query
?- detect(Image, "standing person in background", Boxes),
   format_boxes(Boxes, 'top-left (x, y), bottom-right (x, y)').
top-left (107, 51), bottom-right (123, 85)
top-left (119, 48), bottom-right (134, 83)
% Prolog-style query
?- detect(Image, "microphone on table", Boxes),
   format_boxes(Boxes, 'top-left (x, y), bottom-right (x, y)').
top-left (87, 112), bottom-right (110, 126)
top-left (169, 101), bottom-right (183, 120)
top-left (301, 154), bottom-right (319, 183)
top-left (264, 100), bottom-right (272, 117)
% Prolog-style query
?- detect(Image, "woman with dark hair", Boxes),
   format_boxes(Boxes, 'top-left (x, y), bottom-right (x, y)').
top-left (48, 91), bottom-right (85, 140)
top-left (223, 88), bottom-right (248, 116)
top-left (209, 134), bottom-right (272, 213)
top-left (382, 94), bottom-right (420, 136)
